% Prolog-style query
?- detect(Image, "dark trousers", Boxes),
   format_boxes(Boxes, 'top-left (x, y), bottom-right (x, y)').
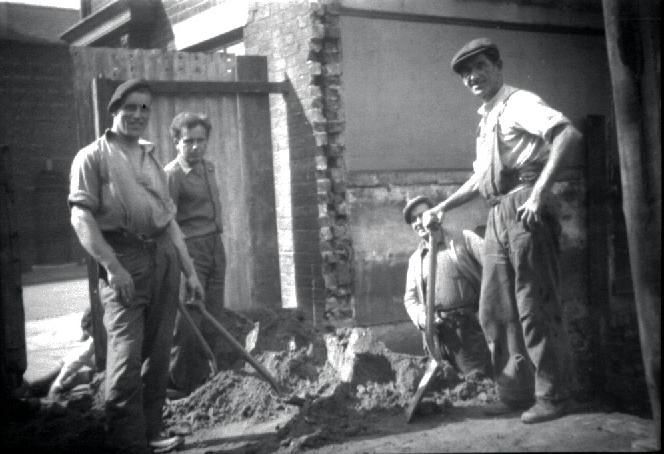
top-left (479, 187), bottom-right (573, 404)
top-left (169, 233), bottom-right (226, 394)
top-left (100, 234), bottom-right (179, 452)
top-left (437, 309), bottom-right (492, 379)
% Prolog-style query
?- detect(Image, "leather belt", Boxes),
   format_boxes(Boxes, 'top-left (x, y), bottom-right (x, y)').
top-left (103, 229), bottom-right (166, 250)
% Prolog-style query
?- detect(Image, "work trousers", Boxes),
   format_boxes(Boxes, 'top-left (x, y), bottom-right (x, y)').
top-left (479, 187), bottom-right (573, 405)
top-left (100, 234), bottom-right (179, 453)
top-left (170, 232), bottom-right (226, 394)
top-left (437, 309), bottom-right (492, 379)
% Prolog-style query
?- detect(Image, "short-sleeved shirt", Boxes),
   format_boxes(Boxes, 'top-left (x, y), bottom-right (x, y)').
top-left (473, 84), bottom-right (571, 176)
top-left (164, 155), bottom-right (222, 240)
top-left (68, 129), bottom-right (175, 237)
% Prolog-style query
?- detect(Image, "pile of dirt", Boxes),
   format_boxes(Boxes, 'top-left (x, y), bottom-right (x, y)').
top-left (162, 311), bottom-right (499, 452)
top-left (5, 308), bottom-right (500, 453)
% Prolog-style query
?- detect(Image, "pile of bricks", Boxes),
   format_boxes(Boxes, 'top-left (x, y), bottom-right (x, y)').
top-left (309, 0), bottom-right (353, 321)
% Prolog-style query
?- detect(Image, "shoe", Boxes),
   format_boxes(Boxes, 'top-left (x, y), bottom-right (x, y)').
top-left (166, 388), bottom-right (187, 400)
top-left (167, 422), bottom-right (192, 437)
top-left (483, 399), bottom-right (532, 416)
top-left (520, 399), bottom-right (569, 424)
top-left (149, 434), bottom-right (184, 453)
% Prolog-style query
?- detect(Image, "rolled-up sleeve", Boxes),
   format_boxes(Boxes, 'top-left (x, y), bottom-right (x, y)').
top-left (68, 145), bottom-right (100, 212)
top-left (505, 91), bottom-right (570, 144)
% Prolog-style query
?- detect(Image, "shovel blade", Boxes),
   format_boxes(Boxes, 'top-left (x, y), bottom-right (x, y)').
top-left (405, 358), bottom-right (440, 423)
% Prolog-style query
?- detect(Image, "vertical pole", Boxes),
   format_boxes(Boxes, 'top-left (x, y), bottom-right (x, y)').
top-left (602, 0), bottom-right (661, 448)
top-left (584, 115), bottom-right (610, 395)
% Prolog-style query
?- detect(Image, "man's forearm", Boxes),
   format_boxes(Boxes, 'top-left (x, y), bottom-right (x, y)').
top-left (70, 206), bottom-right (122, 273)
top-left (434, 172), bottom-right (480, 213)
top-left (167, 220), bottom-right (196, 278)
top-left (533, 124), bottom-right (583, 197)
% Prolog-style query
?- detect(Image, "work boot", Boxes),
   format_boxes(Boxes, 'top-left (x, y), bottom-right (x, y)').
top-left (166, 387), bottom-right (187, 401)
top-left (520, 398), bottom-right (569, 424)
top-left (483, 399), bottom-right (532, 416)
top-left (149, 433), bottom-right (184, 453)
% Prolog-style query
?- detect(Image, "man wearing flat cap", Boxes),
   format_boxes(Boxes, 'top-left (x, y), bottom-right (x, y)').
top-left (68, 78), bottom-right (204, 453)
top-left (403, 196), bottom-right (490, 380)
top-left (423, 38), bottom-right (583, 423)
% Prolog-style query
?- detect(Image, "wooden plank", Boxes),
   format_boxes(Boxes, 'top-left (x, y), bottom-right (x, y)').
top-left (235, 56), bottom-right (282, 309)
top-left (94, 78), bottom-right (289, 94)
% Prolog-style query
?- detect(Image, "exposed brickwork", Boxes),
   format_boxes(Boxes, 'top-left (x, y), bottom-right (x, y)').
top-left (244, 1), bottom-right (328, 318)
top-left (307, 0), bottom-right (353, 321)
top-left (162, 0), bottom-right (224, 24)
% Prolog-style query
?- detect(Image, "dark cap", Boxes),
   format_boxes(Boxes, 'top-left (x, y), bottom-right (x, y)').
top-left (107, 78), bottom-right (152, 113)
top-left (451, 38), bottom-right (499, 73)
top-left (403, 196), bottom-right (433, 224)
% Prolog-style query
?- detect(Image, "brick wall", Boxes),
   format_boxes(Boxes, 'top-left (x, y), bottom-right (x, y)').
top-left (244, 1), bottom-right (332, 318)
top-left (0, 41), bottom-right (81, 270)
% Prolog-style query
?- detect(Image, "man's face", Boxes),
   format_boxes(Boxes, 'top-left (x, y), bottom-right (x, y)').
top-left (111, 91), bottom-right (152, 139)
top-left (175, 125), bottom-right (209, 165)
top-left (410, 203), bottom-right (431, 240)
top-left (458, 53), bottom-right (503, 102)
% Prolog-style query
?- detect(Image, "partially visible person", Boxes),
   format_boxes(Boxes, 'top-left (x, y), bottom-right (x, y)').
top-left (423, 38), bottom-right (582, 423)
top-left (403, 196), bottom-right (491, 379)
top-left (47, 308), bottom-right (95, 399)
top-left (165, 112), bottom-right (226, 397)
top-left (68, 78), bottom-right (204, 453)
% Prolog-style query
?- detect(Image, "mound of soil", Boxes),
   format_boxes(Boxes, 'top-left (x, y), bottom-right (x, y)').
top-left (6, 308), bottom-right (500, 453)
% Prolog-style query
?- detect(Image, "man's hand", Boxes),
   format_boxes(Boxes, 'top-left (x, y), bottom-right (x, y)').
top-left (516, 190), bottom-right (545, 231)
top-left (422, 207), bottom-right (443, 230)
top-left (106, 264), bottom-right (135, 306)
top-left (184, 272), bottom-right (205, 303)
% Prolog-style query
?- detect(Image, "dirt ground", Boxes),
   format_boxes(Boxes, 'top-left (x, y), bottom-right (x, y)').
top-left (2, 308), bottom-right (658, 453)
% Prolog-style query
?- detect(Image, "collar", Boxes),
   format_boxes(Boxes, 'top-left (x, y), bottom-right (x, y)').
top-left (176, 155), bottom-right (208, 175)
top-left (477, 84), bottom-right (515, 117)
top-left (177, 153), bottom-right (194, 174)
top-left (104, 129), bottom-right (155, 153)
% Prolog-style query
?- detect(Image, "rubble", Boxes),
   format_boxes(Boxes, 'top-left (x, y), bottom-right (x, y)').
top-left (4, 309), bottom-right (502, 453)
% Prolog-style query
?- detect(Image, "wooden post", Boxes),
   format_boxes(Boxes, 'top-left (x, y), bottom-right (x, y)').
top-left (602, 0), bottom-right (660, 448)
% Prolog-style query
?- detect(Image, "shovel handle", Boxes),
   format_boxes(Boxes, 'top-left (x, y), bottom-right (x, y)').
top-left (424, 225), bottom-right (444, 362)
top-left (193, 303), bottom-right (285, 396)
top-left (176, 299), bottom-right (219, 375)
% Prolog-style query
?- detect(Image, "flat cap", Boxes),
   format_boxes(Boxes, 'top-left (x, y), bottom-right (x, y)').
top-left (403, 196), bottom-right (433, 224)
top-left (451, 38), bottom-right (499, 73)
top-left (107, 78), bottom-right (152, 113)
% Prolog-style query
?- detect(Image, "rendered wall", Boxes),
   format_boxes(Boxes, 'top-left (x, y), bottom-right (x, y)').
top-left (339, 6), bottom-right (610, 400)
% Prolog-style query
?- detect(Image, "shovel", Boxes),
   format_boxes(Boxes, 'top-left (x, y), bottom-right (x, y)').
top-left (175, 298), bottom-right (219, 377)
top-left (405, 223), bottom-right (444, 423)
top-left (186, 300), bottom-right (285, 396)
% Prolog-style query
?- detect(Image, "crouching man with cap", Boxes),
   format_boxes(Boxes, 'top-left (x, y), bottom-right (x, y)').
top-left (68, 78), bottom-right (204, 453)
top-left (403, 196), bottom-right (491, 379)
top-left (423, 38), bottom-right (582, 423)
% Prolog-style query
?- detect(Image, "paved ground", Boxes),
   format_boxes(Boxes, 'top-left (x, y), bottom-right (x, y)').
top-left (22, 264), bottom-right (89, 383)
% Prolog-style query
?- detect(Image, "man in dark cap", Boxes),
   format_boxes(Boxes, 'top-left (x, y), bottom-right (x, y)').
top-left (423, 38), bottom-right (583, 423)
top-left (403, 196), bottom-right (490, 379)
top-left (165, 112), bottom-right (227, 397)
top-left (69, 78), bottom-right (204, 453)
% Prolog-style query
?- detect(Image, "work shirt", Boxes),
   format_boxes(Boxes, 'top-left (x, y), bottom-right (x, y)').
top-left (164, 155), bottom-right (222, 239)
top-left (472, 84), bottom-right (571, 179)
top-left (68, 130), bottom-right (175, 237)
top-left (404, 231), bottom-right (483, 330)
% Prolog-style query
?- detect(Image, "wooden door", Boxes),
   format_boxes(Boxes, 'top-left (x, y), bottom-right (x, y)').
top-left (70, 47), bottom-right (286, 369)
